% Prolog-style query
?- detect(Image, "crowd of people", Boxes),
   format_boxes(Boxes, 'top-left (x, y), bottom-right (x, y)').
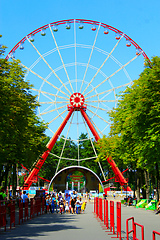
top-left (45, 190), bottom-right (87, 214)
top-left (0, 188), bottom-right (88, 215)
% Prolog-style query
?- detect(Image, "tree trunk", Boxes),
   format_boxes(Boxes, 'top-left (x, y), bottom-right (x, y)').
top-left (155, 163), bottom-right (159, 200)
top-left (4, 165), bottom-right (9, 191)
top-left (136, 169), bottom-right (140, 200)
top-left (144, 169), bottom-right (150, 200)
top-left (12, 164), bottom-right (17, 196)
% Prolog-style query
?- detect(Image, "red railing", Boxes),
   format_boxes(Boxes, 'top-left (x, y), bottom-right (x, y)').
top-left (152, 231), bottom-right (160, 240)
top-left (0, 201), bottom-right (6, 231)
top-left (10, 200), bottom-right (15, 229)
top-left (30, 198), bottom-right (35, 219)
top-left (99, 198), bottom-right (103, 221)
top-left (42, 197), bottom-right (45, 214)
top-left (105, 199), bottom-right (109, 229)
top-left (126, 217), bottom-right (144, 240)
top-left (134, 222), bottom-right (144, 240)
top-left (19, 199), bottom-right (23, 224)
top-left (104, 199), bottom-right (106, 225)
top-left (24, 198), bottom-right (29, 221)
top-left (96, 197), bottom-right (99, 217)
top-left (116, 201), bottom-right (122, 240)
top-left (110, 200), bottom-right (115, 234)
top-left (126, 217), bottom-right (134, 240)
top-left (36, 198), bottom-right (41, 216)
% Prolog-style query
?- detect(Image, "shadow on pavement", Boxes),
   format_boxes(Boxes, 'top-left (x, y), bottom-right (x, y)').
top-left (0, 213), bottom-right (81, 239)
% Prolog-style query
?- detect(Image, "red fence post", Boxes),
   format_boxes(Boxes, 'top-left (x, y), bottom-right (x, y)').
top-left (96, 197), bottom-right (99, 217)
top-left (134, 222), bottom-right (144, 240)
top-left (110, 200), bottom-right (115, 234)
top-left (116, 202), bottom-right (122, 240)
top-left (0, 201), bottom-right (6, 231)
top-left (19, 199), bottom-right (23, 224)
top-left (37, 197), bottom-right (41, 215)
top-left (42, 197), bottom-right (45, 214)
top-left (30, 198), bottom-right (34, 219)
top-left (105, 199), bottom-right (109, 229)
top-left (153, 231), bottom-right (160, 240)
top-left (24, 198), bottom-right (29, 221)
top-left (10, 200), bottom-right (15, 229)
top-left (126, 217), bottom-right (134, 240)
top-left (104, 199), bottom-right (106, 225)
top-left (99, 198), bottom-right (102, 221)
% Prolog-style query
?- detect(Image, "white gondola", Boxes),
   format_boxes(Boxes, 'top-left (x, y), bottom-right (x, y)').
top-left (136, 48), bottom-right (141, 56)
top-left (19, 42), bottom-right (24, 50)
top-left (126, 39), bottom-right (131, 47)
top-left (91, 24), bottom-right (96, 31)
top-left (115, 33), bottom-right (120, 40)
top-left (30, 34), bottom-right (34, 42)
top-left (66, 22), bottom-right (71, 30)
top-left (104, 27), bottom-right (109, 34)
top-left (53, 24), bottom-right (58, 32)
top-left (79, 21), bottom-right (84, 29)
top-left (10, 51), bottom-right (15, 59)
top-left (41, 28), bottom-right (46, 36)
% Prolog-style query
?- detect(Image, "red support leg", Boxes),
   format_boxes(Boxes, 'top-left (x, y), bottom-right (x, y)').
top-left (80, 108), bottom-right (131, 191)
top-left (23, 108), bottom-right (74, 190)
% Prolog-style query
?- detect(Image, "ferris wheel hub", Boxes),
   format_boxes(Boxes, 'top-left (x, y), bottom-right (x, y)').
top-left (70, 93), bottom-right (85, 108)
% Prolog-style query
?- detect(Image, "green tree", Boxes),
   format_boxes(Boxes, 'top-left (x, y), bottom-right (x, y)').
top-left (99, 56), bottom-right (160, 199)
top-left (0, 42), bottom-right (47, 192)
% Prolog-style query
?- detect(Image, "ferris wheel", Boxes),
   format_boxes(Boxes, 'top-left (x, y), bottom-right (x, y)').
top-left (7, 19), bottom-right (148, 190)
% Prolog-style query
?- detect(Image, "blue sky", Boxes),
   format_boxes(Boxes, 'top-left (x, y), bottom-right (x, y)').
top-left (1, 0), bottom-right (160, 59)
top-left (1, 0), bottom-right (160, 146)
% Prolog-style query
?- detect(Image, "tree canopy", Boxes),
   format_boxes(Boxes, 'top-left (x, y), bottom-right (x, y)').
top-left (0, 41), bottom-right (47, 190)
top-left (97, 56), bottom-right (160, 199)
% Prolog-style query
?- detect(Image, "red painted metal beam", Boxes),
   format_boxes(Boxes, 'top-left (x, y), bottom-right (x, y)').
top-left (80, 108), bottom-right (131, 191)
top-left (23, 108), bottom-right (74, 190)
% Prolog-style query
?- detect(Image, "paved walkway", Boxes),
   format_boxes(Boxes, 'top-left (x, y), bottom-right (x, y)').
top-left (0, 198), bottom-right (160, 240)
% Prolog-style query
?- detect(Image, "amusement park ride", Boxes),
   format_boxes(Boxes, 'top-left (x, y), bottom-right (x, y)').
top-left (6, 19), bottom-right (149, 192)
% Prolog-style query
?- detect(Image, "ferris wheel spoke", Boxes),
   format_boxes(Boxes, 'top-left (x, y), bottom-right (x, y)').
top-left (77, 112), bottom-right (80, 165)
top-left (81, 113), bottom-right (106, 181)
top-left (49, 152), bottom-right (97, 162)
top-left (80, 23), bottom-right (101, 92)
top-left (86, 104), bottom-right (108, 112)
top-left (31, 88), bottom-right (69, 100)
top-left (48, 109), bottom-right (67, 125)
top-left (49, 25), bottom-right (74, 93)
top-left (85, 82), bottom-right (131, 100)
top-left (86, 99), bottom-right (117, 103)
top-left (74, 20), bottom-right (78, 92)
top-left (82, 34), bottom-right (124, 95)
top-left (55, 111), bottom-right (75, 174)
top-left (38, 105), bottom-right (67, 116)
top-left (87, 108), bottom-right (110, 124)
top-left (84, 54), bottom-right (140, 97)
top-left (15, 60), bottom-right (70, 98)
top-left (27, 37), bottom-right (72, 95)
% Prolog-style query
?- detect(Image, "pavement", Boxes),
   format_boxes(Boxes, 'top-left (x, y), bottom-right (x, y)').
top-left (0, 197), bottom-right (160, 240)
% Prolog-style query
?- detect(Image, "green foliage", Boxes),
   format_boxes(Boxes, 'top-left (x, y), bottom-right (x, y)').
top-left (39, 133), bottom-right (103, 180)
top-left (97, 56), bottom-right (160, 198)
top-left (0, 43), bottom-right (47, 187)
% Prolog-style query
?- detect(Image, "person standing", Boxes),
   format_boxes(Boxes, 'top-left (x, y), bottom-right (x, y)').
top-left (71, 197), bottom-right (76, 214)
top-left (21, 191), bottom-right (28, 207)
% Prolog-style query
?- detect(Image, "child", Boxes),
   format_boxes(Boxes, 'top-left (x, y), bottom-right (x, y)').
top-left (81, 200), bottom-right (87, 213)
top-left (65, 201), bottom-right (69, 213)
top-left (59, 199), bottom-right (64, 214)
